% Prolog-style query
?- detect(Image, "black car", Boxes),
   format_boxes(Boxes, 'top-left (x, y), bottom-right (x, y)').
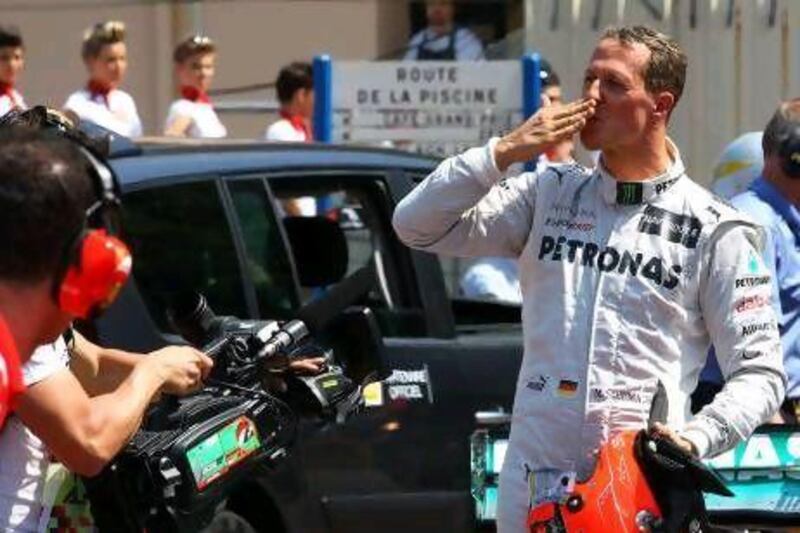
top-left (91, 137), bottom-right (524, 532)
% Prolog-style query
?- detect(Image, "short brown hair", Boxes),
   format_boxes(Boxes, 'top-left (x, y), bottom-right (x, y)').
top-left (602, 25), bottom-right (687, 105)
top-left (173, 35), bottom-right (216, 64)
top-left (276, 62), bottom-right (313, 104)
top-left (762, 98), bottom-right (800, 157)
top-left (82, 20), bottom-right (125, 59)
top-left (0, 25), bottom-right (23, 49)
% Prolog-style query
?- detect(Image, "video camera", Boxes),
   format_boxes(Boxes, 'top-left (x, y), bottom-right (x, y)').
top-left (85, 266), bottom-right (385, 532)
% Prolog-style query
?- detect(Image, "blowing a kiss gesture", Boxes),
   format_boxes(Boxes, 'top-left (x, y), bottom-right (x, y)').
top-left (494, 97), bottom-right (596, 172)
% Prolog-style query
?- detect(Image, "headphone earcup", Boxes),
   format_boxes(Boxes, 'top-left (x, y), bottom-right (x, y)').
top-left (780, 126), bottom-right (800, 178)
top-left (58, 229), bottom-right (132, 319)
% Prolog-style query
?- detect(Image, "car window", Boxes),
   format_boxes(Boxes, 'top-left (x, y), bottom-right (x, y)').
top-left (278, 189), bottom-right (386, 305)
top-left (122, 179), bottom-right (248, 331)
top-left (270, 176), bottom-right (428, 337)
top-left (226, 178), bottom-right (299, 319)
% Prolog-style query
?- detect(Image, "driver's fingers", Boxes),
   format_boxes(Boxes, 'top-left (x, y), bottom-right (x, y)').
top-left (551, 98), bottom-right (595, 120)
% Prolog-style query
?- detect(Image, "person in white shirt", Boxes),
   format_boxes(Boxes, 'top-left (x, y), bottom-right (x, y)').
top-left (264, 62), bottom-right (313, 143)
top-left (404, 0), bottom-right (484, 61)
top-left (63, 21), bottom-right (142, 138)
top-left (0, 110), bottom-right (214, 531)
top-left (164, 35), bottom-right (226, 139)
top-left (0, 26), bottom-right (26, 117)
top-left (265, 62), bottom-right (317, 215)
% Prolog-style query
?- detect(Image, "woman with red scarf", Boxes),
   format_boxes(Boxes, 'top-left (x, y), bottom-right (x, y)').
top-left (264, 62), bottom-right (313, 142)
top-left (164, 35), bottom-right (226, 139)
top-left (63, 21), bottom-right (142, 138)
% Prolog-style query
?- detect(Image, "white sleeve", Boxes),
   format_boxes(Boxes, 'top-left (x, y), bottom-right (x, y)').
top-left (164, 100), bottom-right (193, 134)
top-left (683, 223), bottom-right (786, 458)
top-left (460, 259), bottom-right (521, 303)
top-left (127, 96), bottom-right (143, 137)
top-left (456, 28), bottom-right (485, 60)
top-left (23, 337), bottom-right (69, 387)
top-left (392, 138), bottom-right (536, 259)
top-left (0, 96), bottom-right (12, 117)
top-left (265, 121), bottom-right (301, 141)
top-left (403, 31), bottom-right (424, 60)
top-left (65, 94), bottom-right (135, 137)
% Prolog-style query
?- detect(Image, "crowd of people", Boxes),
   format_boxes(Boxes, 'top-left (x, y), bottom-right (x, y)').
top-left (0, 1), bottom-right (490, 144)
top-left (0, 5), bottom-right (798, 532)
top-left (0, 22), bottom-right (316, 144)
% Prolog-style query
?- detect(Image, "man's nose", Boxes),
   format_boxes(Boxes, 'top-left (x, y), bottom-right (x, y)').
top-left (584, 79), bottom-right (600, 100)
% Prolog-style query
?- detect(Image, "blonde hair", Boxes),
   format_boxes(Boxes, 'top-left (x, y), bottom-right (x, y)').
top-left (173, 35), bottom-right (216, 64)
top-left (82, 20), bottom-right (126, 59)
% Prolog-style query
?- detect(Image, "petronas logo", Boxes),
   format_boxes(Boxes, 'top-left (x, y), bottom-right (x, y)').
top-left (617, 183), bottom-right (642, 205)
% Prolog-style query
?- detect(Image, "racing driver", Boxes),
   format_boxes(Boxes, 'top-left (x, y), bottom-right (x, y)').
top-left (393, 25), bottom-right (786, 531)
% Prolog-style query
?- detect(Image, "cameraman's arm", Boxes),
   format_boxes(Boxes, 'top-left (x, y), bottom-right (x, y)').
top-left (70, 331), bottom-right (211, 397)
top-left (15, 350), bottom-right (211, 476)
top-left (69, 331), bottom-right (140, 396)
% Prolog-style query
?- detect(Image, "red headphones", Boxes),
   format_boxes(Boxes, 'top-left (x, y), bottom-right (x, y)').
top-left (55, 146), bottom-right (132, 319)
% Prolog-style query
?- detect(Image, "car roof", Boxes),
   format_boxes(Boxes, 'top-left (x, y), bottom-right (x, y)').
top-left (105, 135), bottom-right (440, 190)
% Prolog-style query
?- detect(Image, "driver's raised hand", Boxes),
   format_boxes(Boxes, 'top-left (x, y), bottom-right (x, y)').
top-left (146, 346), bottom-right (214, 395)
top-left (494, 97), bottom-right (596, 172)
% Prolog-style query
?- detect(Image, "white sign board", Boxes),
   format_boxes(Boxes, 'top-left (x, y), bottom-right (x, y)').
top-left (331, 61), bottom-right (523, 157)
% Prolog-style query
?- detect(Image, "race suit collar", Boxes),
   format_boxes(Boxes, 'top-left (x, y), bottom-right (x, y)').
top-left (598, 138), bottom-right (686, 206)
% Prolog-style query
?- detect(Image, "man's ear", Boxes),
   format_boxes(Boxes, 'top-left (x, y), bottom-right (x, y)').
top-left (653, 91), bottom-right (676, 121)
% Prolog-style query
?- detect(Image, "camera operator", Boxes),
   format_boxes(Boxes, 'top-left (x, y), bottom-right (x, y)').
top-left (0, 107), bottom-right (213, 531)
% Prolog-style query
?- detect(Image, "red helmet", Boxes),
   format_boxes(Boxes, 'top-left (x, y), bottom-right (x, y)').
top-left (528, 429), bottom-right (732, 532)
top-left (528, 430), bottom-right (663, 532)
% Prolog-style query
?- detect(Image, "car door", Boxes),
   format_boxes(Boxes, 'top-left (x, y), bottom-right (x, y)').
top-left (262, 170), bottom-right (523, 532)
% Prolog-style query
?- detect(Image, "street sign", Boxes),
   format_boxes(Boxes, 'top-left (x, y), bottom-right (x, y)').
top-left (314, 56), bottom-right (541, 158)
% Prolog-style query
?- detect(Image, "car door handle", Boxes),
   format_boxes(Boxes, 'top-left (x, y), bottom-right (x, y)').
top-left (474, 409), bottom-right (511, 426)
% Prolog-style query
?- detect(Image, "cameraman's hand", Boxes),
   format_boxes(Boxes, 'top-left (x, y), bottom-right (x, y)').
top-left (289, 356), bottom-right (327, 376)
top-left (147, 346), bottom-right (213, 395)
top-left (494, 97), bottom-right (595, 172)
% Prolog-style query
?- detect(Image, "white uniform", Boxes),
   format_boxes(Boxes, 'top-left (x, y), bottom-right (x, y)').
top-left (0, 88), bottom-right (26, 118)
top-left (0, 339), bottom-right (69, 532)
top-left (64, 88), bottom-right (142, 138)
top-left (393, 138), bottom-right (786, 531)
top-left (264, 118), bottom-right (309, 142)
top-left (164, 98), bottom-right (226, 139)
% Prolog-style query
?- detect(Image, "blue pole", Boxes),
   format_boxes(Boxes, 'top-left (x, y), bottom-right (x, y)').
top-left (522, 53), bottom-right (542, 172)
top-left (312, 55), bottom-right (333, 143)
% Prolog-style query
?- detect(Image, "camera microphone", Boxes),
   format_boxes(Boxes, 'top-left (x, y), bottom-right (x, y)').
top-left (255, 319), bottom-right (309, 360)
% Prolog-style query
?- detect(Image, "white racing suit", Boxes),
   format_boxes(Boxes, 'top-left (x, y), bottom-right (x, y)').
top-left (392, 139), bottom-right (786, 532)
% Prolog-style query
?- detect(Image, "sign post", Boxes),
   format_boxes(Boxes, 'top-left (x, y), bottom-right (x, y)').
top-left (312, 55), bottom-right (333, 143)
top-left (522, 53), bottom-right (542, 171)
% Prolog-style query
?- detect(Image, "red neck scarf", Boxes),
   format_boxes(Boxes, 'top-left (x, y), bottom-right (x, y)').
top-left (0, 313), bottom-right (24, 430)
top-left (280, 110), bottom-right (312, 141)
top-left (181, 85), bottom-right (211, 104)
top-left (87, 79), bottom-right (112, 107)
top-left (0, 82), bottom-right (21, 107)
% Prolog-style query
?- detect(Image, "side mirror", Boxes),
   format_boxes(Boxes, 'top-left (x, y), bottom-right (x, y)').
top-left (318, 306), bottom-right (387, 386)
